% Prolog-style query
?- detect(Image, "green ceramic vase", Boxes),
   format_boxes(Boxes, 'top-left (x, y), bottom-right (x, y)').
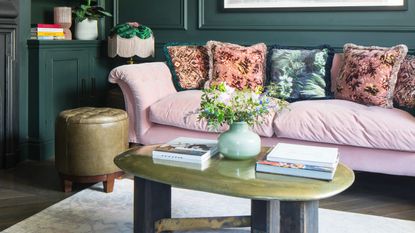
top-left (218, 122), bottom-right (261, 160)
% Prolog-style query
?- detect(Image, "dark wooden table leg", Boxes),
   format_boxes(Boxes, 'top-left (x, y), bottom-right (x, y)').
top-left (251, 200), bottom-right (280, 233)
top-left (134, 176), bottom-right (171, 233)
top-left (280, 200), bottom-right (318, 233)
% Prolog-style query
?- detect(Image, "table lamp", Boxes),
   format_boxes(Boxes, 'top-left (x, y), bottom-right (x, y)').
top-left (108, 22), bottom-right (154, 64)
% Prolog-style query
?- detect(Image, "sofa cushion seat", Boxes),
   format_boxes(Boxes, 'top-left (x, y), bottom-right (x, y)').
top-left (149, 90), bottom-right (275, 137)
top-left (274, 99), bottom-right (415, 152)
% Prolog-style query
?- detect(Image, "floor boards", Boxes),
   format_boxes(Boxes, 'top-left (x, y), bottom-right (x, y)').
top-left (0, 160), bottom-right (414, 231)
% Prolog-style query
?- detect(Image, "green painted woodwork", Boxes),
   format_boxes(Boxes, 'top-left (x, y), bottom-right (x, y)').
top-left (117, 0), bottom-right (187, 30)
top-left (115, 146), bottom-right (355, 201)
top-left (27, 40), bottom-right (111, 160)
top-left (117, 0), bottom-right (415, 61)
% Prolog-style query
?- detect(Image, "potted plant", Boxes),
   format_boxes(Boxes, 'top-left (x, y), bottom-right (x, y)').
top-left (72, 0), bottom-right (112, 40)
top-left (199, 82), bottom-right (286, 160)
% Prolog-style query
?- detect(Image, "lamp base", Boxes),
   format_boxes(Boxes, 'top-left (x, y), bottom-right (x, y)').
top-left (127, 57), bottom-right (134, 64)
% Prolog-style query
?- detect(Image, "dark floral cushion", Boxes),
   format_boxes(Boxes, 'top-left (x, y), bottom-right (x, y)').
top-left (335, 43), bottom-right (408, 108)
top-left (267, 45), bottom-right (334, 101)
top-left (395, 55), bottom-right (415, 110)
top-left (164, 43), bottom-right (209, 91)
top-left (205, 41), bottom-right (267, 90)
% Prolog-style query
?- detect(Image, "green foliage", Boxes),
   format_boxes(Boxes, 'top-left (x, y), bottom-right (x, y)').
top-left (199, 82), bottom-right (286, 130)
top-left (73, 0), bottom-right (112, 23)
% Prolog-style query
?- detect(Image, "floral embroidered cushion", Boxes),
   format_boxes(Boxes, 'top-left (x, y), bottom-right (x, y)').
top-left (205, 41), bottom-right (267, 90)
top-left (335, 43), bottom-right (407, 108)
top-left (267, 45), bottom-right (334, 101)
top-left (394, 55), bottom-right (415, 110)
top-left (164, 43), bottom-right (210, 91)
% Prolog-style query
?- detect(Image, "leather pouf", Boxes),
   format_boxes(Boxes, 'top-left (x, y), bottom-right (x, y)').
top-left (55, 107), bottom-right (128, 193)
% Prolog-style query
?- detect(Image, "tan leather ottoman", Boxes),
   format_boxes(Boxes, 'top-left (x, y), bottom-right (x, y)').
top-left (55, 107), bottom-right (128, 193)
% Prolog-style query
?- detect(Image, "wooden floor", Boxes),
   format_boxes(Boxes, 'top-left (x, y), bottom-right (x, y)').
top-left (0, 160), bottom-right (414, 231)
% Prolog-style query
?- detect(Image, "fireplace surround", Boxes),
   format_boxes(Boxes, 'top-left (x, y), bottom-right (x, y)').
top-left (0, 0), bottom-right (19, 168)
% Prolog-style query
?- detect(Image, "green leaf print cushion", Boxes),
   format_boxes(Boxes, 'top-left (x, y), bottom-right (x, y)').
top-left (267, 45), bottom-right (334, 101)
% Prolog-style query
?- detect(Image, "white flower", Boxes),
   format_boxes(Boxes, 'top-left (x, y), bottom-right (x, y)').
top-left (224, 84), bottom-right (235, 95)
top-left (217, 92), bottom-right (232, 105)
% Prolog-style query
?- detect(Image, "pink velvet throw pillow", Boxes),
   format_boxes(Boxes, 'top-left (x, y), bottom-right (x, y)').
top-left (395, 55), bottom-right (415, 109)
top-left (335, 43), bottom-right (408, 108)
top-left (205, 41), bottom-right (267, 90)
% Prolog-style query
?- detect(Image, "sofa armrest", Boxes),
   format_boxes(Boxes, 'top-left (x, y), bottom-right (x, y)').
top-left (108, 62), bottom-right (177, 143)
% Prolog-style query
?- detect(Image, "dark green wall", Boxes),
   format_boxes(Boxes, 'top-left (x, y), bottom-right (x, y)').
top-left (117, 0), bottom-right (415, 60)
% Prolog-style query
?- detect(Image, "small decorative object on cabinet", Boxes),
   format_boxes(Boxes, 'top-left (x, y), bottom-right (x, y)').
top-left (72, 0), bottom-right (112, 40)
top-left (199, 82), bottom-right (285, 160)
top-left (108, 22), bottom-right (155, 64)
top-left (54, 7), bottom-right (72, 40)
top-left (27, 40), bottom-right (111, 160)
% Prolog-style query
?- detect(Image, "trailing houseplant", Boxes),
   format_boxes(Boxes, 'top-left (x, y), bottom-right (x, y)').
top-left (72, 0), bottom-right (112, 40)
top-left (199, 82), bottom-right (286, 160)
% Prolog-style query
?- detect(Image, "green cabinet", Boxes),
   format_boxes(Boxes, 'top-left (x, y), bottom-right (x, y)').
top-left (27, 40), bottom-right (111, 160)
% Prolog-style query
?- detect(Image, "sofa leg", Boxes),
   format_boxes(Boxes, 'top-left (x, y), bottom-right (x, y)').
top-left (62, 179), bottom-right (72, 193)
top-left (103, 173), bottom-right (115, 193)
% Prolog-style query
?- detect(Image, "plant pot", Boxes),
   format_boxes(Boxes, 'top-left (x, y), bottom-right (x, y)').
top-left (75, 19), bottom-right (98, 40)
top-left (218, 122), bottom-right (261, 160)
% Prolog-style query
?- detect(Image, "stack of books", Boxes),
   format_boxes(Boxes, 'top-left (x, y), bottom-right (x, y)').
top-left (152, 137), bottom-right (218, 170)
top-left (256, 143), bottom-right (339, 181)
top-left (31, 24), bottom-right (65, 40)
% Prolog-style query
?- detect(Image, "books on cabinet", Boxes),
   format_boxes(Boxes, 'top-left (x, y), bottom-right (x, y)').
top-left (152, 137), bottom-right (218, 170)
top-left (256, 143), bottom-right (339, 181)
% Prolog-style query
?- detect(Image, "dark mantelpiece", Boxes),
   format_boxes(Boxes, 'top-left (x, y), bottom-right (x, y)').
top-left (0, 0), bottom-right (19, 168)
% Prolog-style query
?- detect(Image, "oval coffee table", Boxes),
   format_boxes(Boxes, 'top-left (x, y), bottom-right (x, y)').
top-left (115, 145), bottom-right (355, 233)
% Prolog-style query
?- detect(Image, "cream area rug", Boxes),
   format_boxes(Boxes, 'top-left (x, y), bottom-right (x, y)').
top-left (3, 179), bottom-right (415, 233)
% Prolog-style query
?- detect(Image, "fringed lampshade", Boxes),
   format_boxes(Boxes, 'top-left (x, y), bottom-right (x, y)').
top-left (108, 22), bottom-right (154, 64)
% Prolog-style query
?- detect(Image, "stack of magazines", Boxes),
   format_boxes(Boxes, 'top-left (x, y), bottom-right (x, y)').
top-left (152, 137), bottom-right (218, 170)
top-left (256, 143), bottom-right (339, 181)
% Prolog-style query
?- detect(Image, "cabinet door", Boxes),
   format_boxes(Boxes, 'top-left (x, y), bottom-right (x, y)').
top-left (35, 49), bottom-right (89, 159)
top-left (88, 46), bottom-right (111, 106)
top-left (47, 49), bottom-right (89, 119)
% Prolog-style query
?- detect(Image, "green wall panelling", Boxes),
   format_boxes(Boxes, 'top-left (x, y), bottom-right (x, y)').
top-left (117, 0), bottom-right (187, 30)
top-left (118, 0), bottom-right (415, 61)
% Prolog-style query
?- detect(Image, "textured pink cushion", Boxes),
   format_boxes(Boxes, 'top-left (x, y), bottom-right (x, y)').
top-left (149, 90), bottom-right (275, 137)
top-left (274, 99), bottom-right (415, 152)
top-left (205, 41), bottom-right (267, 90)
top-left (335, 43), bottom-right (408, 108)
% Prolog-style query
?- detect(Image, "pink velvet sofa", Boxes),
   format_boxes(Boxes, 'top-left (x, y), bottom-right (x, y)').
top-left (109, 54), bottom-right (415, 177)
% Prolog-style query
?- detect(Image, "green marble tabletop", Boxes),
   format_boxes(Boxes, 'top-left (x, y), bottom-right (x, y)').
top-left (114, 145), bottom-right (355, 201)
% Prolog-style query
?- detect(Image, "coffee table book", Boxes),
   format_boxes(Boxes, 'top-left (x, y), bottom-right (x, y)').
top-left (152, 137), bottom-right (218, 164)
top-left (266, 143), bottom-right (339, 168)
top-left (255, 155), bottom-right (339, 181)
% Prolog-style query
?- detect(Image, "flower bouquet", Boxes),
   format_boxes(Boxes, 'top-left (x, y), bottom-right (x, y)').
top-left (199, 82), bottom-right (286, 160)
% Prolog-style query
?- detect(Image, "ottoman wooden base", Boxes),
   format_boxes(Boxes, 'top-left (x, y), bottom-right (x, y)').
top-left (60, 171), bottom-right (124, 193)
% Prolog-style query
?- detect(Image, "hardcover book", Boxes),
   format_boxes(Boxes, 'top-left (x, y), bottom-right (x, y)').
top-left (266, 143), bottom-right (339, 168)
top-left (152, 137), bottom-right (218, 164)
top-left (31, 24), bottom-right (62, 28)
top-left (255, 151), bottom-right (339, 181)
top-left (152, 158), bottom-right (211, 171)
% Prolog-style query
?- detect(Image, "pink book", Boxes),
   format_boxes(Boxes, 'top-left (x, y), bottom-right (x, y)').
top-left (32, 24), bottom-right (62, 28)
